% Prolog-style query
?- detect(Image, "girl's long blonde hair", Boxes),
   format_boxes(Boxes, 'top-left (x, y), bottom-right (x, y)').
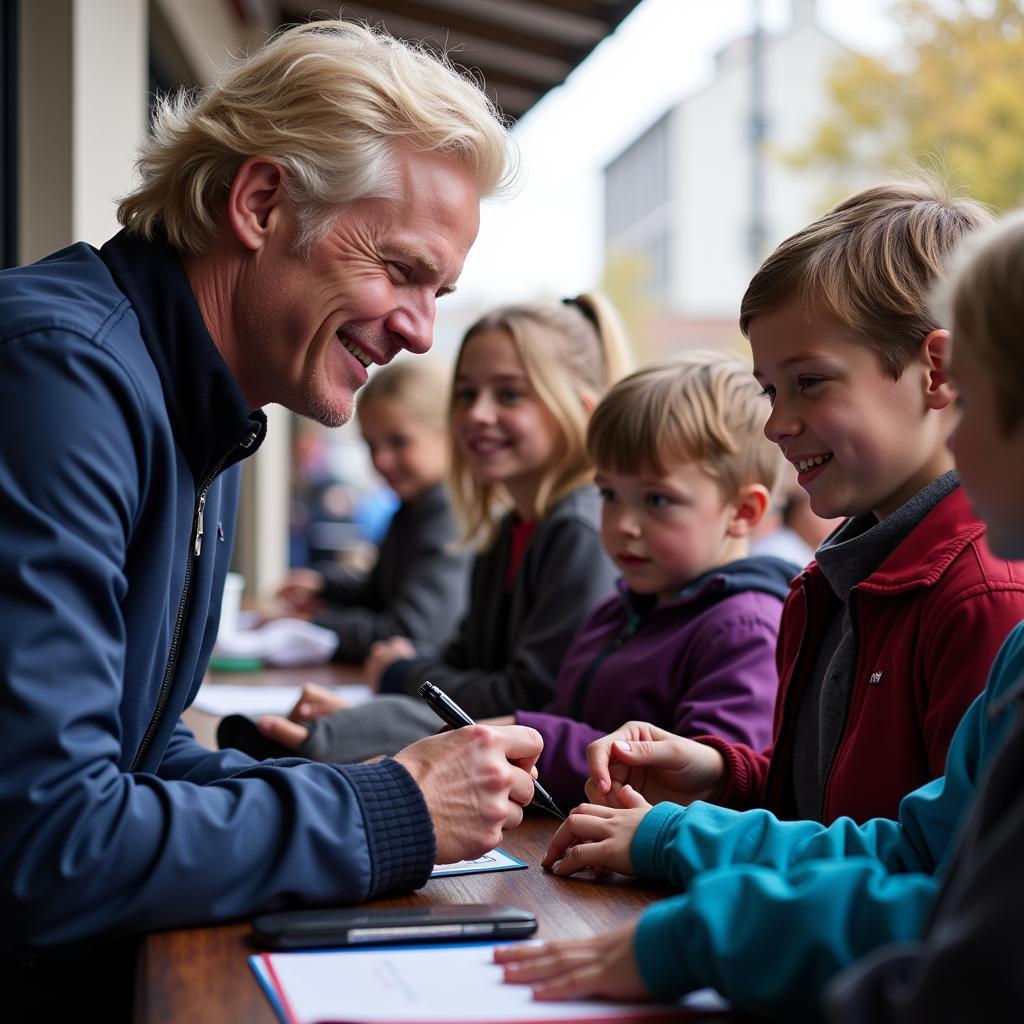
top-left (449, 294), bottom-right (632, 547)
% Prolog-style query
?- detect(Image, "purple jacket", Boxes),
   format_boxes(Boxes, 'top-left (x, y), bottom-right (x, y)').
top-left (516, 557), bottom-right (794, 808)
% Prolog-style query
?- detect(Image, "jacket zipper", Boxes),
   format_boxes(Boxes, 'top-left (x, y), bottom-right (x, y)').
top-left (764, 573), bottom-right (814, 805)
top-left (568, 612), bottom-right (642, 721)
top-left (818, 587), bottom-right (860, 821)
top-left (130, 429), bottom-right (259, 771)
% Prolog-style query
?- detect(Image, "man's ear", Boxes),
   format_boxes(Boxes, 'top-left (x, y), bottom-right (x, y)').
top-left (920, 329), bottom-right (957, 411)
top-left (225, 157), bottom-right (290, 252)
top-left (726, 483), bottom-right (771, 538)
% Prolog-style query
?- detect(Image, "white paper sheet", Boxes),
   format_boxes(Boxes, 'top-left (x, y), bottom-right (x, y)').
top-left (191, 683), bottom-right (373, 718)
top-left (251, 943), bottom-right (724, 1023)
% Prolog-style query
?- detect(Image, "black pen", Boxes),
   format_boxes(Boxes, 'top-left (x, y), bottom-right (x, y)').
top-left (417, 681), bottom-right (566, 821)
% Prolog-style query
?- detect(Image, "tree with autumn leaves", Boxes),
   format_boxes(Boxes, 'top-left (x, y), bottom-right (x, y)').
top-left (794, 0), bottom-right (1024, 211)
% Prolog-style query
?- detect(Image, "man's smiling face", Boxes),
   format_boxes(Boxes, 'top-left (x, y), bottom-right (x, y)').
top-left (236, 147), bottom-right (481, 426)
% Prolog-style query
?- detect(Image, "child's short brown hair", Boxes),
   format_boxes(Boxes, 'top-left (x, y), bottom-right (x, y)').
top-left (587, 352), bottom-right (781, 500)
top-left (740, 179), bottom-right (992, 378)
top-left (935, 210), bottom-right (1024, 432)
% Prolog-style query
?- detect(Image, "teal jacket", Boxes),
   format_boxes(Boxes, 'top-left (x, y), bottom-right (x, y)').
top-left (631, 620), bottom-right (1024, 1016)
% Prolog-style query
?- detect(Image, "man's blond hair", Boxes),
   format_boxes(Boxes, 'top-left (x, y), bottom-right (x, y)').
top-left (934, 210), bottom-right (1024, 432)
top-left (587, 353), bottom-right (781, 500)
top-left (118, 20), bottom-right (516, 255)
top-left (740, 179), bottom-right (992, 377)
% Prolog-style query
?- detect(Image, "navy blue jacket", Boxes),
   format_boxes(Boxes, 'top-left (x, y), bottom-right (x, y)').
top-left (0, 232), bottom-right (434, 954)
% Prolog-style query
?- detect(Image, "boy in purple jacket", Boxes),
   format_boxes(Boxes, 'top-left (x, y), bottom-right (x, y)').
top-left (503, 354), bottom-right (795, 807)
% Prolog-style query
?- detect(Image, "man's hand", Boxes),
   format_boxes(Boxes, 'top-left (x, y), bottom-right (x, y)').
top-left (584, 721), bottom-right (726, 808)
top-left (363, 636), bottom-right (416, 688)
top-left (394, 725), bottom-right (543, 863)
top-left (495, 923), bottom-right (650, 1002)
top-left (274, 568), bottom-right (325, 615)
top-left (541, 784), bottom-right (650, 877)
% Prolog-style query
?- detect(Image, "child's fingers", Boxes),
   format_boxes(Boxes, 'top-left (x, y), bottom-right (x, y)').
top-left (531, 963), bottom-right (606, 1001)
top-left (540, 807), bottom-right (617, 868)
top-left (548, 841), bottom-right (614, 876)
top-left (257, 715), bottom-right (309, 750)
top-left (609, 782), bottom-right (650, 810)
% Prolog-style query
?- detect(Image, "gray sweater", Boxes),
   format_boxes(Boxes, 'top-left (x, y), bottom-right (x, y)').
top-left (314, 483), bottom-right (469, 662)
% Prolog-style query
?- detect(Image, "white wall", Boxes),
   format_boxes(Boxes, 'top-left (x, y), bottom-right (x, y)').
top-left (674, 23), bottom-right (847, 318)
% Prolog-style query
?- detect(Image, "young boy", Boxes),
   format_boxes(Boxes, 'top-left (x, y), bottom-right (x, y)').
top-left (510, 354), bottom-right (795, 807)
top-left (586, 180), bottom-right (1024, 825)
top-left (495, 203), bottom-right (1024, 1017)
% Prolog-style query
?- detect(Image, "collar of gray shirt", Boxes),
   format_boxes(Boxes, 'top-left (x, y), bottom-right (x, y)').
top-left (814, 470), bottom-right (960, 602)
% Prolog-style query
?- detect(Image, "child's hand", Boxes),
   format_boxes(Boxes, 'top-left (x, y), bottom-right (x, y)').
top-left (256, 715), bottom-right (310, 751)
top-left (362, 636), bottom-right (416, 688)
top-left (495, 922), bottom-right (650, 1002)
top-left (541, 785), bottom-right (651, 877)
top-left (584, 721), bottom-right (726, 808)
top-left (274, 569), bottom-right (324, 615)
top-left (287, 682), bottom-right (350, 722)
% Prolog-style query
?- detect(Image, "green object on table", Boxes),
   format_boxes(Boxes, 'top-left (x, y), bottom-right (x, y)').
top-left (208, 655), bottom-right (264, 672)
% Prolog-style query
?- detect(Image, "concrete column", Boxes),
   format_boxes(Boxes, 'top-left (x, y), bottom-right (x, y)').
top-left (19, 0), bottom-right (146, 262)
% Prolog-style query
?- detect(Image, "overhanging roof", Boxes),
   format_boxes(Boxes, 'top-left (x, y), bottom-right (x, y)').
top-left (274, 1), bottom-right (643, 123)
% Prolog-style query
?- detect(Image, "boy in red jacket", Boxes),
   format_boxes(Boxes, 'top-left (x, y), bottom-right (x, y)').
top-left (584, 180), bottom-right (1024, 825)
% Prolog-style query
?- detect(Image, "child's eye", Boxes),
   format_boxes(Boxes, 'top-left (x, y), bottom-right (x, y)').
top-left (645, 493), bottom-right (671, 508)
top-left (758, 385), bottom-right (776, 405)
top-left (797, 376), bottom-right (826, 392)
top-left (452, 387), bottom-right (475, 404)
top-left (597, 486), bottom-right (617, 502)
top-left (498, 388), bottom-right (525, 404)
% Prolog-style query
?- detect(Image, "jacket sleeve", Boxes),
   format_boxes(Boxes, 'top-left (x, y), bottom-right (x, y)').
top-left (391, 514), bottom-right (614, 719)
top-left (514, 711), bottom-right (605, 809)
top-left (823, 628), bottom-right (1024, 1024)
top-left (0, 333), bottom-right (434, 949)
top-left (822, 780), bottom-right (1024, 1024)
top-left (625, 683), bottom-right (1000, 1014)
top-left (517, 596), bottom-right (784, 806)
top-left (634, 859), bottom-right (938, 1015)
top-left (317, 514), bottom-right (468, 663)
top-left (916, 574), bottom-right (1024, 778)
top-left (317, 560), bottom-right (373, 606)
top-left (158, 719), bottom-right (266, 782)
top-left (632, 677), bottom-right (992, 888)
top-left (669, 597), bottom-right (782, 750)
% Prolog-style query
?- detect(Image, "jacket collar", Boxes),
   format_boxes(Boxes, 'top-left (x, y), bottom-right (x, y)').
top-left (98, 229), bottom-right (266, 481)
top-left (795, 486), bottom-right (984, 597)
top-left (619, 554), bottom-right (797, 613)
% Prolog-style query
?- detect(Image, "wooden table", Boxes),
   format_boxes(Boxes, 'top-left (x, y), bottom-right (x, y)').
top-left (136, 669), bottom-right (737, 1023)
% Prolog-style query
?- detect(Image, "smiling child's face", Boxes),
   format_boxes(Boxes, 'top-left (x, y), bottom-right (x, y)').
top-left (749, 300), bottom-right (956, 521)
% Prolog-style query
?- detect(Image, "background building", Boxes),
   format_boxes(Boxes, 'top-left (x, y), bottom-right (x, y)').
top-left (603, 0), bottom-right (851, 356)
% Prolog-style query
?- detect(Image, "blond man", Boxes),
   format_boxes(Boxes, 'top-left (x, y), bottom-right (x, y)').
top-left (0, 21), bottom-right (540, 1016)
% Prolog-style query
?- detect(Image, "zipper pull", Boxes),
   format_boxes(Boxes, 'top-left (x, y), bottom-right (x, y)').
top-left (194, 493), bottom-right (206, 556)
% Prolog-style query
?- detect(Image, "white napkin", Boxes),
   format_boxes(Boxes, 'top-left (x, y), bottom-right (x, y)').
top-left (214, 618), bottom-right (339, 667)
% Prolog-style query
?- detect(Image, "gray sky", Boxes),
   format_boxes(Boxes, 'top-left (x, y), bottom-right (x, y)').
top-left (454, 0), bottom-right (899, 306)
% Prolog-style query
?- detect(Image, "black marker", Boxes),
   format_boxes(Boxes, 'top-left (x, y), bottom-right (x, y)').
top-left (418, 681), bottom-right (566, 821)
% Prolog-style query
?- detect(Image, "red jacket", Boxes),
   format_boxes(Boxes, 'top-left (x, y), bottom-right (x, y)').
top-left (700, 487), bottom-right (1024, 823)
